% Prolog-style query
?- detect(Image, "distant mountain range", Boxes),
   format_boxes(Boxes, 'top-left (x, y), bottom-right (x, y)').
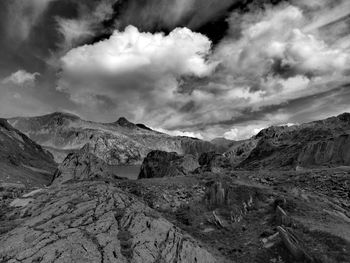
top-left (2, 112), bottom-right (349, 187)
top-left (8, 112), bottom-right (218, 165)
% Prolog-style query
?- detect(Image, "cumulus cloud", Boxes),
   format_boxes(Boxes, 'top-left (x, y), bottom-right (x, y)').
top-left (61, 26), bottom-right (215, 77)
top-left (2, 70), bottom-right (40, 87)
top-left (54, 2), bottom-right (350, 139)
top-left (217, 5), bottom-right (350, 80)
top-left (58, 26), bottom-right (216, 123)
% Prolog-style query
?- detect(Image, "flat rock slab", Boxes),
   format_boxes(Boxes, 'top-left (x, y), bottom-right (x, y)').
top-left (10, 198), bottom-right (34, 208)
top-left (0, 181), bottom-right (216, 263)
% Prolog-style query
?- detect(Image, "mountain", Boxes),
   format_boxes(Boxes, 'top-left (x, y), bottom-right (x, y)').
top-left (0, 119), bottom-right (56, 187)
top-left (8, 112), bottom-right (218, 165)
top-left (226, 113), bottom-right (350, 169)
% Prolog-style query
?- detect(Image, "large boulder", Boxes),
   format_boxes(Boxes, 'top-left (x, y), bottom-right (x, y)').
top-left (52, 144), bottom-right (117, 185)
top-left (138, 150), bottom-right (199, 179)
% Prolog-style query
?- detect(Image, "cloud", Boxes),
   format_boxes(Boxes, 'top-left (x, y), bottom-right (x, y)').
top-left (61, 25), bottom-right (215, 77)
top-left (153, 127), bottom-right (204, 140)
top-left (117, 0), bottom-right (235, 31)
top-left (4, 0), bottom-right (54, 42)
top-left (52, 2), bottom-right (350, 140)
top-left (58, 26), bottom-right (216, 122)
top-left (216, 5), bottom-right (350, 80)
top-left (224, 126), bottom-right (264, 141)
top-left (2, 70), bottom-right (40, 86)
top-left (56, 0), bottom-right (118, 51)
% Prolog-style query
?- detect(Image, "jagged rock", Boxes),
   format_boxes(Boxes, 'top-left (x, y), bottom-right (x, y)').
top-left (0, 181), bottom-right (217, 263)
top-left (138, 150), bottom-right (199, 179)
top-left (205, 182), bottom-right (255, 225)
top-left (52, 144), bottom-right (117, 185)
top-left (277, 226), bottom-right (314, 262)
top-left (205, 181), bottom-right (226, 206)
top-left (275, 206), bottom-right (292, 227)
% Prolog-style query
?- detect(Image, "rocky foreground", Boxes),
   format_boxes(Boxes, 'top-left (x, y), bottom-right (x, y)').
top-left (0, 181), bottom-right (216, 263)
top-left (1, 113), bottom-right (350, 262)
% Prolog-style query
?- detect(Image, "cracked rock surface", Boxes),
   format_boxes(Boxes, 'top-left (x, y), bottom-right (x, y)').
top-left (0, 181), bottom-right (216, 263)
top-left (51, 144), bottom-right (118, 185)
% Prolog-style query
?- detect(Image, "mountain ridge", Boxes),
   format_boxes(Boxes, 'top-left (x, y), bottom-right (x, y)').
top-left (8, 112), bottom-right (219, 165)
top-left (226, 112), bottom-right (350, 169)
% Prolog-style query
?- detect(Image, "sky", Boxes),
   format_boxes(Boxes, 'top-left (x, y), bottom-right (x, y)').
top-left (0, 0), bottom-right (350, 140)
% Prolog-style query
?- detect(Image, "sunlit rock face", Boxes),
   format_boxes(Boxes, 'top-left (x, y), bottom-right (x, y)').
top-left (8, 112), bottom-right (218, 165)
top-left (0, 119), bottom-right (56, 187)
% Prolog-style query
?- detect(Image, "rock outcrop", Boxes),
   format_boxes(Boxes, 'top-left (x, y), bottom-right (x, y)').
top-left (138, 150), bottom-right (199, 179)
top-left (297, 134), bottom-right (350, 166)
top-left (0, 119), bottom-right (56, 187)
top-left (9, 112), bottom-right (218, 164)
top-left (51, 144), bottom-right (118, 185)
top-left (0, 181), bottom-right (217, 263)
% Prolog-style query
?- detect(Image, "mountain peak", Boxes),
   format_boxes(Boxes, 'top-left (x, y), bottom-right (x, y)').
top-left (115, 117), bottom-right (136, 128)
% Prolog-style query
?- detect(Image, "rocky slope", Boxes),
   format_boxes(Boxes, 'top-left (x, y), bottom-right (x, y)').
top-left (226, 113), bottom-right (350, 169)
top-left (0, 181), bottom-right (217, 263)
top-left (9, 112), bottom-right (218, 165)
top-left (0, 119), bottom-right (56, 187)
